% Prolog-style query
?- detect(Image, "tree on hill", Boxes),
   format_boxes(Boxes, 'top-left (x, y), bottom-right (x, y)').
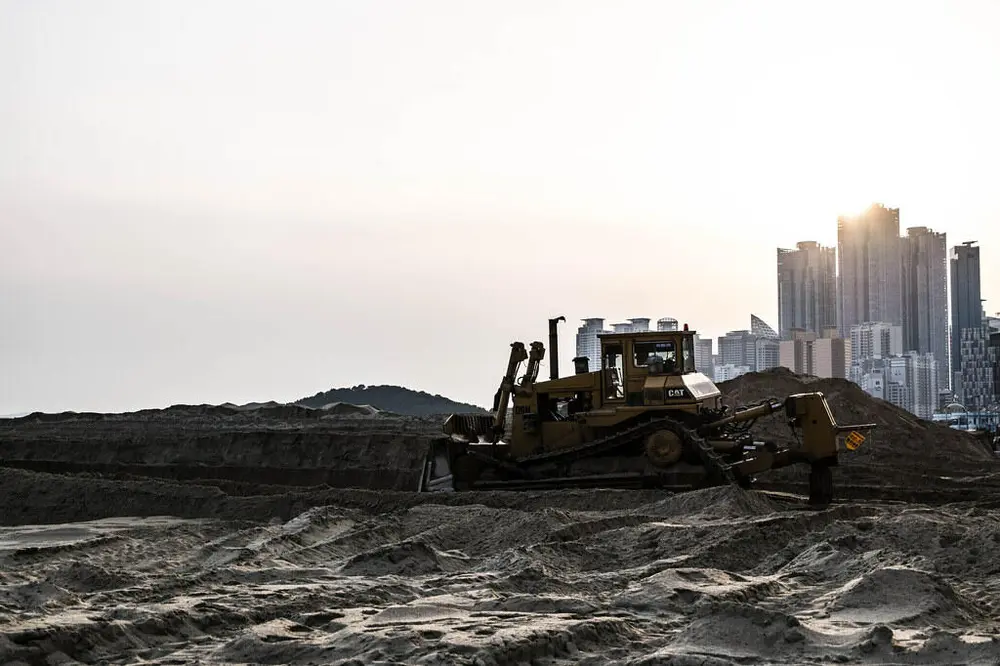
top-left (296, 385), bottom-right (488, 417)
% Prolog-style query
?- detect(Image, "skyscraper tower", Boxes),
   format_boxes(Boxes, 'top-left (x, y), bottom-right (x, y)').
top-left (776, 241), bottom-right (837, 338)
top-left (901, 226), bottom-right (948, 392)
top-left (950, 241), bottom-right (982, 377)
top-left (837, 203), bottom-right (904, 336)
top-left (575, 318), bottom-right (608, 372)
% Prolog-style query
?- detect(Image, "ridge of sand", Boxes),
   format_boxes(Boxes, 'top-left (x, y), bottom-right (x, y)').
top-left (1, 482), bottom-right (999, 664)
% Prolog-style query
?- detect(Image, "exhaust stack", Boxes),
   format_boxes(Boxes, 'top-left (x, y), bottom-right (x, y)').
top-left (548, 316), bottom-right (566, 380)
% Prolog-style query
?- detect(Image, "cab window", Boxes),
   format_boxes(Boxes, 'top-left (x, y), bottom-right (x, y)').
top-left (603, 343), bottom-right (625, 400)
top-left (682, 336), bottom-right (696, 372)
top-left (634, 340), bottom-right (677, 371)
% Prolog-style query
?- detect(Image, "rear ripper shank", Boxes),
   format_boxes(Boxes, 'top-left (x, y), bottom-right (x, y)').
top-left (420, 318), bottom-right (876, 505)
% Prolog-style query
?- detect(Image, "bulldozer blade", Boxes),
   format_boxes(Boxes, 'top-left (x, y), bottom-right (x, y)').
top-left (418, 438), bottom-right (456, 492)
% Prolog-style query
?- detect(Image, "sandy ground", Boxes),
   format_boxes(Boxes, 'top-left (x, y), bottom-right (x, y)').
top-left (2, 479), bottom-right (1000, 665)
top-left (2, 374), bottom-right (1000, 665)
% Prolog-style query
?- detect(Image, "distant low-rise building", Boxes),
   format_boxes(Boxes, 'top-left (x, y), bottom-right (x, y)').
top-left (853, 352), bottom-right (938, 418)
top-left (779, 329), bottom-right (816, 375)
top-left (714, 364), bottom-right (751, 381)
top-left (812, 336), bottom-right (850, 380)
top-left (850, 322), bottom-right (903, 361)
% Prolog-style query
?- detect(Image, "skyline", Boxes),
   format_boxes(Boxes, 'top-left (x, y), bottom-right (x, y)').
top-left (1, 200), bottom-right (993, 415)
top-left (3, 1), bottom-right (1000, 414)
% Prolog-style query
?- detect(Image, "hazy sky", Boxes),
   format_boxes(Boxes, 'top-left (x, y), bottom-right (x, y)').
top-left (3, 0), bottom-right (1000, 414)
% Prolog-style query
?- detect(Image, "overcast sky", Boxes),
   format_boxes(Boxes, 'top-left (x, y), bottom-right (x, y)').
top-left (3, 0), bottom-right (1000, 414)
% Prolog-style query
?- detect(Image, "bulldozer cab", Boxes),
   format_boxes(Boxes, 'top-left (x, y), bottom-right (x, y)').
top-left (600, 330), bottom-right (697, 404)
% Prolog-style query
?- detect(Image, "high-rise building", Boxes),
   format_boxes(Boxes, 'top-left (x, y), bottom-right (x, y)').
top-left (750, 314), bottom-right (779, 339)
top-left (755, 338), bottom-right (780, 372)
top-left (959, 325), bottom-right (999, 410)
top-left (656, 318), bottom-right (679, 332)
top-left (837, 204), bottom-right (904, 336)
top-left (885, 356), bottom-right (913, 413)
top-left (900, 227), bottom-right (948, 394)
top-left (718, 330), bottom-right (755, 369)
top-left (693, 335), bottom-right (714, 378)
top-left (716, 317), bottom-right (779, 373)
top-left (950, 242), bottom-right (982, 379)
top-left (776, 241), bottom-right (837, 338)
top-left (904, 351), bottom-right (939, 419)
top-left (749, 315), bottom-right (780, 371)
top-left (575, 318), bottom-right (608, 371)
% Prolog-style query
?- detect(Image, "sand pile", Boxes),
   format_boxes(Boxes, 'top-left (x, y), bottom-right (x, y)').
top-left (720, 367), bottom-right (992, 467)
top-left (1, 478), bottom-right (998, 665)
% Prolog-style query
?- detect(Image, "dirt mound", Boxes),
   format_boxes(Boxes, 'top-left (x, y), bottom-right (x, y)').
top-left (637, 485), bottom-right (779, 519)
top-left (318, 402), bottom-right (382, 416)
top-left (819, 566), bottom-right (987, 627)
top-left (719, 367), bottom-right (994, 471)
top-left (46, 561), bottom-right (137, 593)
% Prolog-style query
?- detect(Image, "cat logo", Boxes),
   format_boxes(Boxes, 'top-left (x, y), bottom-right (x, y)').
top-left (845, 431), bottom-right (865, 451)
top-left (666, 388), bottom-right (687, 398)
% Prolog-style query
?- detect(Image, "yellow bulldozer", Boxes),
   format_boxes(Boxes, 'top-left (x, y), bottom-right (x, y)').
top-left (420, 317), bottom-right (876, 505)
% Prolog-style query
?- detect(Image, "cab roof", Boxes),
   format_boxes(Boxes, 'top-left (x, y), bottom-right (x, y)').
top-left (597, 329), bottom-right (697, 340)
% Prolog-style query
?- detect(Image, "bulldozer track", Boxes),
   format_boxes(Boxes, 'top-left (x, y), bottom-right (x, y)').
top-left (510, 415), bottom-right (737, 485)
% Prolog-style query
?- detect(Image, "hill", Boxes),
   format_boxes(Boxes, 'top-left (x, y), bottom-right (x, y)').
top-left (296, 384), bottom-right (488, 417)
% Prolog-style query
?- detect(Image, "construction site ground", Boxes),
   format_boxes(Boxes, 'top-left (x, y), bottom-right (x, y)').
top-left (1, 368), bottom-right (999, 665)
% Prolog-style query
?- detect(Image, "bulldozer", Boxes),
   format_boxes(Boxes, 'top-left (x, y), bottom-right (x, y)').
top-left (419, 317), bottom-right (876, 505)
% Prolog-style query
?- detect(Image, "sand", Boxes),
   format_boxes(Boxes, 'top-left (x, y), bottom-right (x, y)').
top-left (2, 384), bottom-right (1000, 664)
top-left (1, 478), bottom-right (999, 665)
